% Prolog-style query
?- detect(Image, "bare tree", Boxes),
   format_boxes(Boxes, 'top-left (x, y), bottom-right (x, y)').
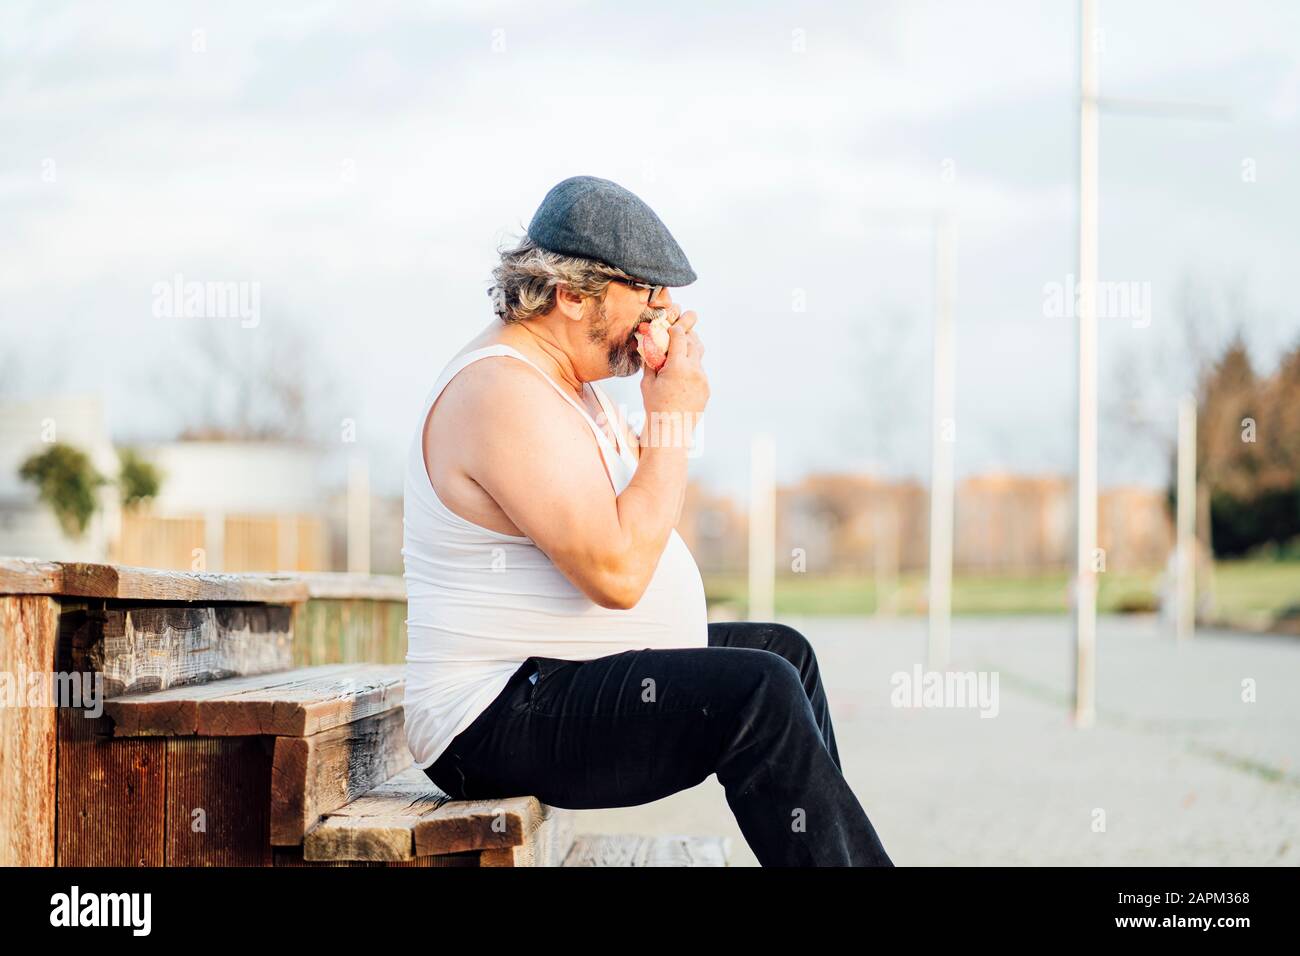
top-left (159, 317), bottom-right (344, 443)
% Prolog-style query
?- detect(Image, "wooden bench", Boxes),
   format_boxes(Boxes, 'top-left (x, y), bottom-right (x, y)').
top-left (0, 558), bottom-right (732, 867)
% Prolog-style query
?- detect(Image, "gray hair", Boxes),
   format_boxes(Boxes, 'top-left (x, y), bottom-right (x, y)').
top-left (487, 235), bottom-right (636, 323)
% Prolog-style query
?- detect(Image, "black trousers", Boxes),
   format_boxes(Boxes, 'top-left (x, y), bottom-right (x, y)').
top-left (423, 621), bottom-right (894, 867)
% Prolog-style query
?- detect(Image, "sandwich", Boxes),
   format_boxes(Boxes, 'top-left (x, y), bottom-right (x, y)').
top-left (634, 314), bottom-right (673, 372)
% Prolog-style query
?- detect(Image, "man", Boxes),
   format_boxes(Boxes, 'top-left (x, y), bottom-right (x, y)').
top-left (403, 175), bottom-right (893, 866)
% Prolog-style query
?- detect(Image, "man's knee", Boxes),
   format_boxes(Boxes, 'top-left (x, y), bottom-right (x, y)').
top-left (739, 647), bottom-right (806, 704)
top-left (755, 622), bottom-right (817, 672)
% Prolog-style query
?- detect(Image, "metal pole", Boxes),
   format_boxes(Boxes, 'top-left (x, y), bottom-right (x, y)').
top-left (874, 506), bottom-right (899, 618)
top-left (928, 212), bottom-right (956, 670)
top-left (347, 453), bottom-right (371, 574)
top-left (1073, 0), bottom-right (1099, 728)
top-left (748, 433), bottom-right (776, 622)
top-left (1176, 395), bottom-right (1197, 641)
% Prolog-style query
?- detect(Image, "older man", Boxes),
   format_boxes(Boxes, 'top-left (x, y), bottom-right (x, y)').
top-left (402, 175), bottom-right (892, 866)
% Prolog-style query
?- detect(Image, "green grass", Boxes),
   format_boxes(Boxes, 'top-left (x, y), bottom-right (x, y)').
top-left (704, 560), bottom-right (1298, 618)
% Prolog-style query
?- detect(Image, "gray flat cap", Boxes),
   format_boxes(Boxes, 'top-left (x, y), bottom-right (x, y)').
top-left (527, 175), bottom-right (697, 287)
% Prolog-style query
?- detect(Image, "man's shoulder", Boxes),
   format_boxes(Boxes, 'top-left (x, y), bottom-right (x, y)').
top-left (443, 352), bottom-right (552, 402)
top-left (438, 353), bottom-right (575, 433)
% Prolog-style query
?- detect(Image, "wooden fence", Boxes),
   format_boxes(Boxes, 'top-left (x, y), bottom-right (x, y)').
top-left (0, 558), bottom-right (405, 866)
top-left (113, 511), bottom-right (329, 573)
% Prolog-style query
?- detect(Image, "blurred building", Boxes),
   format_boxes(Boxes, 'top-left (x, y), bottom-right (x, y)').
top-left (954, 474), bottom-right (1072, 572)
top-left (774, 474), bottom-right (928, 574)
top-left (680, 470), bottom-right (1174, 577)
top-left (116, 440), bottom-right (333, 572)
top-left (677, 480), bottom-right (748, 574)
top-left (0, 396), bottom-right (121, 561)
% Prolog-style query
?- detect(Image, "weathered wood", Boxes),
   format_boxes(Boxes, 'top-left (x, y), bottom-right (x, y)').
top-left (293, 599), bottom-right (407, 667)
top-left (272, 845), bottom-right (379, 867)
top-left (56, 707), bottom-right (166, 866)
top-left (0, 595), bottom-right (60, 865)
top-left (165, 736), bottom-right (273, 865)
top-left (412, 791), bottom-right (559, 858)
top-left (561, 834), bottom-right (732, 867)
top-left (479, 806), bottom-right (576, 868)
top-left (61, 604), bottom-right (294, 698)
top-left (383, 850), bottom-right (481, 867)
top-left (303, 766), bottom-right (454, 862)
top-left (105, 663), bottom-right (404, 737)
top-left (272, 844), bottom-right (480, 867)
top-left (270, 708), bottom-right (410, 845)
top-left (305, 766), bottom-right (577, 866)
top-left (292, 573), bottom-right (406, 602)
top-left (0, 558), bottom-right (308, 603)
top-left (0, 559), bottom-right (62, 596)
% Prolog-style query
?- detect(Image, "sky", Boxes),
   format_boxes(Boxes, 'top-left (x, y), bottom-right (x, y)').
top-left (2, 0), bottom-right (1298, 499)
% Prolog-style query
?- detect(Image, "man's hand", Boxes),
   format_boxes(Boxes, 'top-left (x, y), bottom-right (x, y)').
top-left (641, 310), bottom-right (709, 420)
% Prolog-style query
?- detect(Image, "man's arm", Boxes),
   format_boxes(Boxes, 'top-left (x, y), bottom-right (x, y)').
top-left (463, 321), bottom-right (707, 609)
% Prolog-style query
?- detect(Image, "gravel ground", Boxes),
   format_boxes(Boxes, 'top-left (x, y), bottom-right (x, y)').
top-left (571, 614), bottom-right (1300, 866)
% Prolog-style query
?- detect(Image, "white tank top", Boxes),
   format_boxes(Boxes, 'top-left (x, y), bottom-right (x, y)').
top-left (401, 343), bottom-right (709, 768)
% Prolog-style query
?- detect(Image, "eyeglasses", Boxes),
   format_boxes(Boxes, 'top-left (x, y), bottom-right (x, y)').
top-left (614, 278), bottom-right (664, 305)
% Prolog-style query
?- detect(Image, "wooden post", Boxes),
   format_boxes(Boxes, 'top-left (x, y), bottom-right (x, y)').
top-left (347, 454), bottom-right (371, 575)
top-left (747, 434), bottom-right (775, 623)
top-left (874, 507), bottom-right (899, 617)
top-left (1176, 394), bottom-right (1197, 641)
top-left (1072, 0), bottom-right (1100, 729)
top-left (0, 596), bottom-right (60, 865)
top-left (928, 212), bottom-right (956, 669)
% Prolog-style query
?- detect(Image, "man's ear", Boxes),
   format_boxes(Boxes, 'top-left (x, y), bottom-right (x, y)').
top-left (553, 283), bottom-right (586, 321)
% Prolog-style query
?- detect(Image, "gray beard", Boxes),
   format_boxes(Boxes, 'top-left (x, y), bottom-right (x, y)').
top-left (586, 300), bottom-right (669, 378)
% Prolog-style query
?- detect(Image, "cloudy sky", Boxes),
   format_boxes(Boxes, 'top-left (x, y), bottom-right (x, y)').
top-left (3, 0), bottom-right (1298, 498)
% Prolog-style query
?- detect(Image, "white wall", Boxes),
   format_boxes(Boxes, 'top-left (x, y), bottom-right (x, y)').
top-left (144, 441), bottom-right (331, 516)
top-left (0, 396), bottom-right (121, 560)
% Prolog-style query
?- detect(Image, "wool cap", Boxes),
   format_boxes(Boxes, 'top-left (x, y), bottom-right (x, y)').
top-left (526, 175), bottom-right (697, 287)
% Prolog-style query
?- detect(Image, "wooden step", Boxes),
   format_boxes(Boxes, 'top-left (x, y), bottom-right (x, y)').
top-left (101, 663), bottom-right (412, 847)
top-left (562, 834), bottom-right (732, 867)
top-left (302, 766), bottom-right (575, 867)
top-left (270, 706), bottom-right (411, 845)
top-left (103, 664), bottom-right (404, 737)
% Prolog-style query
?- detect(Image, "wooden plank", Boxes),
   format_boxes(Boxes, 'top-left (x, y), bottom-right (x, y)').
top-left (272, 845), bottom-right (480, 867)
top-left (270, 708), bottom-right (410, 845)
top-left (0, 559), bottom-right (62, 596)
top-left (291, 573), bottom-right (406, 602)
top-left (62, 604), bottom-right (294, 698)
top-left (412, 792), bottom-right (558, 857)
top-left (479, 807), bottom-right (576, 868)
top-left (383, 851), bottom-right (481, 867)
top-left (0, 595), bottom-right (59, 865)
top-left (165, 736), bottom-right (273, 866)
top-left (56, 706), bottom-right (166, 866)
top-left (272, 845), bottom-right (379, 867)
top-left (0, 558), bottom-right (308, 603)
top-left (561, 834), bottom-right (732, 867)
top-left (305, 765), bottom-right (576, 866)
top-left (303, 766), bottom-right (454, 862)
top-left (105, 663), bottom-right (404, 737)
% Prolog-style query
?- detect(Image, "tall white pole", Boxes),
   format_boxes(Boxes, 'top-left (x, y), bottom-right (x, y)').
top-left (748, 433), bottom-right (776, 622)
top-left (928, 212), bottom-right (956, 670)
top-left (874, 506), bottom-right (899, 618)
top-left (1073, 0), bottom-right (1100, 728)
top-left (347, 452), bottom-right (371, 575)
top-left (1176, 395), bottom-right (1197, 641)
